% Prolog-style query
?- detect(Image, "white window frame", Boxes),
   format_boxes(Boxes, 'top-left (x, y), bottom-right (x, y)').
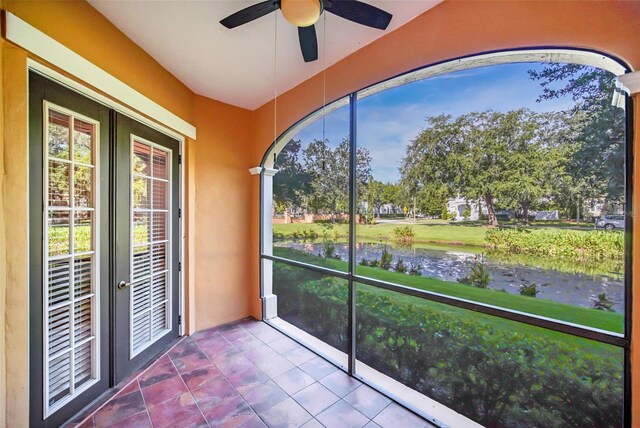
top-left (129, 134), bottom-right (173, 359)
top-left (42, 101), bottom-right (101, 418)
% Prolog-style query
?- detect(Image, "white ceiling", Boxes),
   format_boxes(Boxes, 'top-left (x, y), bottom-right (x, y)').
top-left (88, 0), bottom-right (441, 110)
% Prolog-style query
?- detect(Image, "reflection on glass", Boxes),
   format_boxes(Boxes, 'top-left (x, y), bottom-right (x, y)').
top-left (152, 150), bottom-right (168, 179)
top-left (48, 211), bottom-right (70, 256)
top-left (133, 176), bottom-right (151, 209)
top-left (355, 283), bottom-right (623, 427)
top-left (74, 255), bottom-right (92, 298)
top-left (133, 141), bottom-right (151, 175)
top-left (273, 262), bottom-right (348, 353)
top-left (152, 180), bottom-right (168, 210)
top-left (49, 161), bottom-right (70, 207)
top-left (272, 101), bottom-right (354, 271)
top-left (48, 110), bottom-right (70, 160)
top-left (74, 165), bottom-right (93, 207)
top-left (133, 212), bottom-right (151, 245)
top-left (74, 211), bottom-right (92, 253)
top-left (73, 119), bottom-right (93, 164)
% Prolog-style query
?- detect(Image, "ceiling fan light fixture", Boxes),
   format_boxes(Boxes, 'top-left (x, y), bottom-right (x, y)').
top-left (281, 0), bottom-right (322, 27)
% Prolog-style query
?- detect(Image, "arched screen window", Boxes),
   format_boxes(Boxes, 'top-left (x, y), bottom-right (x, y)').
top-left (259, 49), bottom-right (631, 427)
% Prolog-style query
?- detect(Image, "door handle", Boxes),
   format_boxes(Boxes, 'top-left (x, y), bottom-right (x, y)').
top-left (117, 280), bottom-right (131, 289)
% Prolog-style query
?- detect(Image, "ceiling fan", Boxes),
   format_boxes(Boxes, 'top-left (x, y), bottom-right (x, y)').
top-left (220, 0), bottom-right (393, 63)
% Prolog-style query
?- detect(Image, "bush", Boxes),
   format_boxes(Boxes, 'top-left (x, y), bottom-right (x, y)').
top-left (458, 257), bottom-right (490, 288)
top-left (359, 258), bottom-right (371, 267)
top-left (462, 207), bottom-right (471, 220)
top-left (323, 239), bottom-right (336, 259)
top-left (393, 258), bottom-right (407, 273)
top-left (519, 283), bottom-right (538, 297)
top-left (273, 266), bottom-right (622, 428)
top-left (591, 292), bottom-right (615, 311)
top-left (485, 228), bottom-right (623, 261)
top-left (408, 263), bottom-right (422, 276)
top-left (379, 247), bottom-right (393, 270)
top-left (393, 226), bottom-right (415, 245)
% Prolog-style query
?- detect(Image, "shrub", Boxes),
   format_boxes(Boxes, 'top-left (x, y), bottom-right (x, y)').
top-left (462, 207), bottom-right (471, 220)
top-left (408, 263), bottom-right (422, 276)
top-left (458, 257), bottom-right (490, 288)
top-left (323, 239), bottom-right (335, 259)
top-left (393, 226), bottom-right (415, 245)
top-left (379, 247), bottom-right (393, 270)
top-left (519, 283), bottom-right (538, 297)
top-left (591, 292), bottom-right (615, 311)
top-left (359, 258), bottom-right (371, 266)
top-left (393, 258), bottom-right (407, 273)
top-left (273, 265), bottom-right (623, 428)
top-left (485, 227), bottom-right (623, 261)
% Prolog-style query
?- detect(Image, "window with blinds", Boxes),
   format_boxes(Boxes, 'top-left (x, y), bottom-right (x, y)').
top-left (130, 138), bottom-right (172, 357)
top-left (44, 104), bottom-right (99, 416)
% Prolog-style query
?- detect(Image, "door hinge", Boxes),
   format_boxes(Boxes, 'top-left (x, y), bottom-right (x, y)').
top-left (178, 208), bottom-right (181, 218)
top-left (178, 155), bottom-right (182, 164)
top-left (178, 262), bottom-right (182, 271)
top-left (178, 315), bottom-right (182, 325)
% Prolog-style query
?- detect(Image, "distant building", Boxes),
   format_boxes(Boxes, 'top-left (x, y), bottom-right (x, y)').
top-left (446, 196), bottom-right (487, 221)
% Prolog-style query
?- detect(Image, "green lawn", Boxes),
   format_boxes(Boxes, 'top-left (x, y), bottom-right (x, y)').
top-left (274, 247), bottom-right (623, 335)
top-left (273, 222), bottom-right (488, 246)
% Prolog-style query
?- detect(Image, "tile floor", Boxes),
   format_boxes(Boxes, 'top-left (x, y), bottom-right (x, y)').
top-left (70, 318), bottom-right (433, 428)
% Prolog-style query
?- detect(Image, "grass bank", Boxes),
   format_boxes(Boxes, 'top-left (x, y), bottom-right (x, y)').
top-left (273, 247), bottom-right (623, 335)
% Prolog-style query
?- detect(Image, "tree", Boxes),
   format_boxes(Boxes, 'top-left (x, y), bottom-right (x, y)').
top-left (529, 64), bottom-right (625, 215)
top-left (302, 138), bottom-right (372, 218)
top-left (273, 139), bottom-right (311, 213)
top-left (400, 110), bottom-right (550, 227)
top-left (366, 180), bottom-right (385, 218)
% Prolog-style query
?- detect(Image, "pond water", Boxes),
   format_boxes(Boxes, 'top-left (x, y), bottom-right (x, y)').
top-left (274, 240), bottom-right (624, 312)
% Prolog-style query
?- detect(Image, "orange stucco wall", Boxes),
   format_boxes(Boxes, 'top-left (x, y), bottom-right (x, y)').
top-left (249, 0), bottom-right (640, 425)
top-left (192, 95), bottom-right (260, 329)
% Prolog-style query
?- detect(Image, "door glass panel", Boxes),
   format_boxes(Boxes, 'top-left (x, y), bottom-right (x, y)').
top-left (48, 161), bottom-right (70, 207)
top-left (43, 105), bottom-right (99, 416)
top-left (130, 138), bottom-right (172, 357)
top-left (48, 110), bottom-right (70, 160)
top-left (73, 119), bottom-right (93, 164)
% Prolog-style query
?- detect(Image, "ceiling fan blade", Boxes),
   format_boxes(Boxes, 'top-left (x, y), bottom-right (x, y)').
top-left (298, 25), bottom-right (318, 62)
top-left (324, 0), bottom-right (392, 30)
top-left (220, 0), bottom-right (279, 29)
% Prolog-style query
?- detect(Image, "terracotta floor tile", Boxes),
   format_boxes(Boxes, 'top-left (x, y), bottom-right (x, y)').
top-left (181, 365), bottom-right (224, 390)
top-left (343, 384), bottom-right (392, 419)
top-left (141, 375), bottom-right (189, 407)
top-left (172, 351), bottom-right (213, 374)
top-left (93, 390), bottom-right (146, 427)
top-left (104, 410), bottom-right (152, 428)
top-left (190, 377), bottom-right (237, 407)
top-left (299, 357), bottom-right (338, 381)
top-left (282, 346), bottom-right (316, 366)
top-left (268, 337), bottom-right (300, 355)
top-left (239, 379), bottom-right (288, 413)
top-left (138, 358), bottom-right (179, 389)
top-left (316, 400), bottom-right (369, 428)
top-left (272, 367), bottom-right (315, 395)
top-left (201, 394), bottom-right (252, 426)
top-left (147, 393), bottom-right (201, 428)
top-left (168, 338), bottom-right (201, 361)
top-left (167, 413), bottom-right (208, 428)
top-left (318, 370), bottom-right (362, 397)
top-left (372, 403), bottom-right (428, 428)
top-left (226, 364), bottom-right (270, 390)
top-left (254, 354), bottom-right (294, 378)
top-left (258, 397), bottom-right (312, 428)
top-left (292, 382), bottom-right (340, 416)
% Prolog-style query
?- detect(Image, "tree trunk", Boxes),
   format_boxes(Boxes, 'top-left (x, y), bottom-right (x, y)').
top-left (521, 201), bottom-right (530, 224)
top-left (485, 194), bottom-right (498, 227)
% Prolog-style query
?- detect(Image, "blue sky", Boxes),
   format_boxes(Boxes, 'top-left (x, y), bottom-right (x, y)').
top-left (294, 62), bottom-right (578, 183)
